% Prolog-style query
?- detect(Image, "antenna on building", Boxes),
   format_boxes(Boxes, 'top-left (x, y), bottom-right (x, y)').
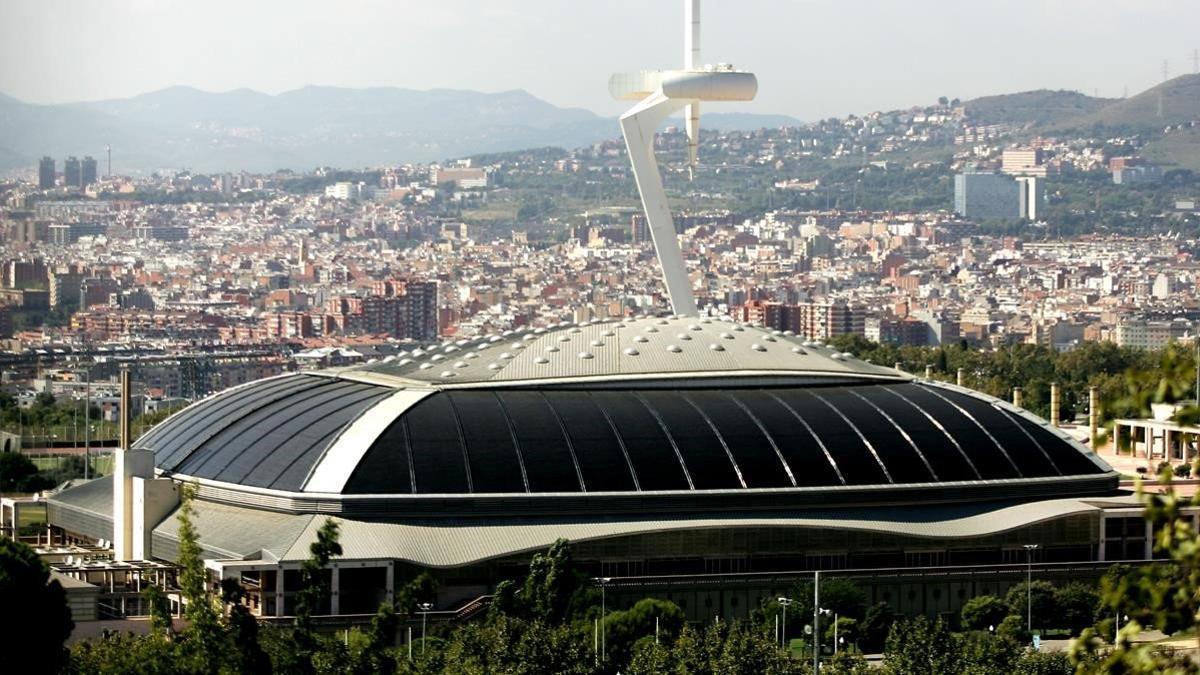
top-left (1162, 59), bottom-right (1170, 82)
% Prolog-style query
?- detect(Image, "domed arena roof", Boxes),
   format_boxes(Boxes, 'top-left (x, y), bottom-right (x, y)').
top-left (137, 316), bottom-right (1117, 517)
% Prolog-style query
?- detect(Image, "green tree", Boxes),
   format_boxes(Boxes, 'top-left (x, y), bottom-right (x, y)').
top-left (1004, 581), bottom-right (1057, 631)
top-left (711, 620), bottom-right (800, 675)
top-left (1070, 464), bottom-right (1200, 672)
top-left (601, 597), bottom-right (685, 667)
top-left (395, 571), bottom-right (438, 618)
top-left (1052, 582), bottom-right (1100, 635)
top-left (957, 630), bottom-right (1020, 675)
top-left (996, 613), bottom-right (1030, 645)
top-left (859, 601), bottom-right (894, 653)
top-left (293, 518), bottom-right (343, 674)
top-left (0, 537), bottom-right (74, 672)
top-left (823, 649), bottom-right (870, 674)
top-left (142, 583), bottom-right (174, 638)
top-left (175, 483), bottom-right (222, 674)
top-left (627, 635), bottom-right (674, 675)
top-left (0, 451), bottom-right (54, 492)
top-left (882, 616), bottom-right (960, 674)
top-left (521, 538), bottom-right (582, 622)
top-left (66, 630), bottom-right (180, 675)
top-left (220, 576), bottom-right (272, 674)
top-left (1015, 649), bottom-right (1085, 674)
top-left (960, 595), bottom-right (1011, 631)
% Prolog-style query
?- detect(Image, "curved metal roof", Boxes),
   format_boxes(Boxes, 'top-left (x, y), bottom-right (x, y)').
top-left (339, 315), bottom-right (906, 387)
top-left (339, 382), bottom-right (1107, 496)
top-left (135, 316), bottom-right (1116, 512)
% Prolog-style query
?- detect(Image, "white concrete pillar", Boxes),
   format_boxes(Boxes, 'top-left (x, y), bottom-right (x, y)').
top-left (1144, 520), bottom-right (1154, 560)
top-left (113, 449), bottom-right (154, 561)
top-left (1012, 387), bottom-right (1023, 408)
top-left (1097, 514), bottom-right (1106, 562)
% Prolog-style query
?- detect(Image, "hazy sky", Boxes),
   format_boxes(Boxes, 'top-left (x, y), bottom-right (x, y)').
top-left (2, 0), bottom-right (1197, 120)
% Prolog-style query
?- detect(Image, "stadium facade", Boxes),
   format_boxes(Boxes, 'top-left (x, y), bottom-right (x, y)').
top-left (49, 316), bottom-right (1147, 620)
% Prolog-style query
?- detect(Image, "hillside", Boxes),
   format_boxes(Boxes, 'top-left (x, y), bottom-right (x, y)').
top-left (1142, 124), bottom-right (1200, 171)
top-left (1056, 74), bottom-right (1200, 132)
top-left (0, 87), bottom-right (801, 174)
top-left (964, 89), bottom-right (1113, 126)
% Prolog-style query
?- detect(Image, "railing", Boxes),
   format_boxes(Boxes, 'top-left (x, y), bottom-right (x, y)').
top-left (597, 558), bottom-right (1168, 590)
top-left (452, 595), bottom-right (493, 622)
top-left (97, 601), bottom-right (125, 620)
top-left (258, 595), bottom-right (494, 627)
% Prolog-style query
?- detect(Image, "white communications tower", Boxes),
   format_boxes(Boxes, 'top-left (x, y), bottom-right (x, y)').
top-left (609, 0), bottom-right (757, 316)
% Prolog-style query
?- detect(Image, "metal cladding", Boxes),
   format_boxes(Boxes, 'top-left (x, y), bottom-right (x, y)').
top-left (132, 316), bottom-right (1118, 517)
top-left (660, 71), bottom-right (758, 101)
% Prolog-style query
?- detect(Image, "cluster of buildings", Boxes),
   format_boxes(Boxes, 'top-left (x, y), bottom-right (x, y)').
top-left (39, 155), bottom-right (101, 191)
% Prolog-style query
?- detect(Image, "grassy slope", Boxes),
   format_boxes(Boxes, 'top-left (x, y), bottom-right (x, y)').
top-left (1054, 74), bottom-right (1200, 132)
top-left (1142, 125), bottom-right (1200, 171)
top-left (964, 89), bottom-right (1114, 126)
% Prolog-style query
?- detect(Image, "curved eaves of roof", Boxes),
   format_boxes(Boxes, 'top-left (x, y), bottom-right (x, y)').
top-left (273, 496), bottom-right (1117, 568)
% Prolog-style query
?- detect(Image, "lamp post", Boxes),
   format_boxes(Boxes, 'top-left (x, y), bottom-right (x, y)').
top-left (833, 612), bottom-right (840, 655)
top-left (597, 577), bottom-right (611, 661)
top-left (813, 571), bottom-right (821, 674)
top-left (1024, 544), bottom-right (1039, 641)
top-left (83, 371), bottom-right (90, 479)
top-left (777, 597), bottom-right (793, 649)
top-left (418, 602), bottom-right (432, 655)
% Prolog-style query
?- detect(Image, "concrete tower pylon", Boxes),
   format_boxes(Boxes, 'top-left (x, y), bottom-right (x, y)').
top-left (609, 0), bottom-right (757, 316)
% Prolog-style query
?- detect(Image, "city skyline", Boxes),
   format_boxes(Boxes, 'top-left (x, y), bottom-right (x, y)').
top-left (1, 0), bottom-right (1197, 121)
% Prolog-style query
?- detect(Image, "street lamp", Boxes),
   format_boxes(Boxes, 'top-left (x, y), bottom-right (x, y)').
top-left (1023, 544), bottom-right (1040, 641)
top-left (418, 602), bottom-right (433, 655)
top-left (777, 597), bottom-right (793, 648)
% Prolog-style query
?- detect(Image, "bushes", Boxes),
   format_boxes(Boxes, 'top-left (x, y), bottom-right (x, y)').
top-left (960, 595), bottom-right (1009, 631)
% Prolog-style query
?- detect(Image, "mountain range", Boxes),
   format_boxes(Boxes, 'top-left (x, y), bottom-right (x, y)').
top-left (0, 86), bottom-right (800, 174)
top-left (1, 75), bottom-right (1197, 175)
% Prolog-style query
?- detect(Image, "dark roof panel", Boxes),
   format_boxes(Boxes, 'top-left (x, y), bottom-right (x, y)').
top-left (149, 375), bottom-right (1109, 499)
top-left (546, 391), bottom-right (638, 492)
top-left (446, 391), bottom-right (528, 494)
top-left (142, 374), bottom-right (389, 491)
